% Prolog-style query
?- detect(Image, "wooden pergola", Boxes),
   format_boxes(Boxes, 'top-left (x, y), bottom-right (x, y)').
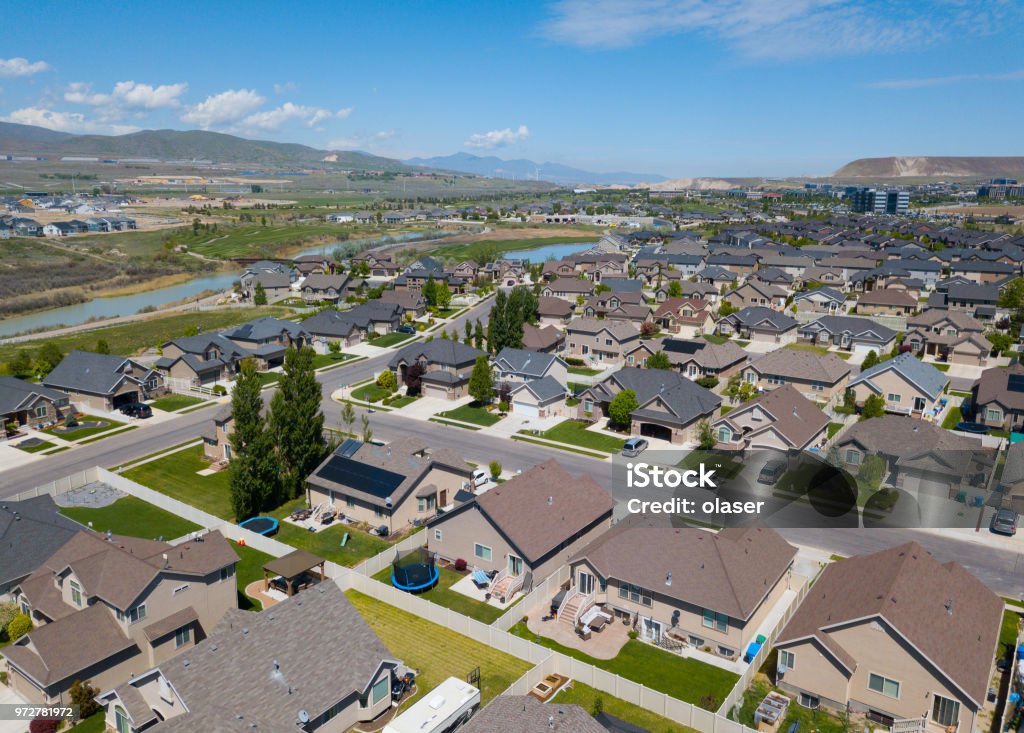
top-left (262, 549), bottom-right (326, 597)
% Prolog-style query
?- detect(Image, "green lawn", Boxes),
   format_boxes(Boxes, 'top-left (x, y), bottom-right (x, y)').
top-left (268, 499), bottom-right (391, 567)
top-left (371, 565), bottom-right (513, 624)
top-left (738, 680), bottom-right (846, 733)
top-left (232, 541), bottom-right (275, 611)
top-left (555, 681), bottom-right (696, 733)
top-left (719, 405), bottom-right (734, 416)
top-left (373, 331), bottom-right (417, 348)
top-left (16, 439), bottom-right (56, 453)
top-left (389, 395), bottom-right (418, 408)
top-left (510, 623), bottom-right (738, 709)
top-left (933, 363), bottom-right (951, 372)
top-left (150, 394), bottom-right (206, 412)
top-left (347, 590), bottom-right (532, 708)
top-left (257, 371), bottom-right (281, 387)
top-left (123, 445), bottom-right (234, 519)
top-left (436, 402), bottom-right (502, 427)
top-left (567, 366), bottom-right (603, 376)
top-left (60, 496), bottom-right (202, 540)
top-left (311, 352), bottom-right (357, 370)
top-left (180, 222), bottom-right (347, 259)
top-left (942, 406), bottom-right (963, 430)
top-left (679, 450), bottom-right (745, 480)
top-left (827, 422), bottom-right (844, 439)
top-left (531, 420), bottom-right (625, 453)
top-left (352, 382), bottom-right (392, 402)
top-left (702, 333), bottom-right (729, 345)
top-left (43, 414), bottom-right (127, 442)
top-left (783, 343), bottom-right (852, 360)
top-left (69, 712), bottom-right (106, 732)
top-left (1000, 609), bottom-right (1020, 656)
top-left (511, 434), bottom-right (605, 457)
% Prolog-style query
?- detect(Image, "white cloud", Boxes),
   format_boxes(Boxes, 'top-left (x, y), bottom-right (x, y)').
top-left (0, 57), bottom-right (49, 78)
top-left (867, 69), bottom-right (1024, 90)
top-left (539, 0), bottom-right (1010, 59)
top-left (1, 106), bottom-right (139, 135)
top-left (180, 89), bottom-right (265, 128)
top-left (273, 81), bottom-right (298, 95)
top-left (65, 80), bottom-right (187, 109)
top-left (233, 102), bottom-right (350, 132)
top-left (336, 107), bottom-right (354, 120)
top-left (464, 125), bottom-right (530, 149)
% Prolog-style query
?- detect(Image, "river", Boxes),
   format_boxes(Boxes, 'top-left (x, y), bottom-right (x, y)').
top-left (501, 241), bottom-right (598, 263)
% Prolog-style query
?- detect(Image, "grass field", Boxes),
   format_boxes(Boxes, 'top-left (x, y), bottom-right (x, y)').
top-left (567, 366), bottom-right (603, 376)
top-left (352, 382), bottom-right (392, 402)
top-left (267, 501), bottom-right (390, 568)
top-left (0, 305), bottom-right (294, 366)
top-left (784, 342), bottom-right (852, 359)
top-left (44, 414), bottom-right (126, 442)
top-left (150, 394), bottom-right (206, 412)
top-left (389, 395), bottom-right (418, 408)
top-left (510, 623), bottom-right (738, 709)
top-left (311, 352), bottom-right (357, 370)
top-left (428, 235), bottom-right (600, 262)
top-left (256, 371), bottom-right (281, 387)
top-left (16, 439), bottom-right (56, 453)
top-left (371, 565), bottom-right (514, 624)
top-left (554, 681), bottom-right (697, 733)
top-left (942, 406), bottom-right (963, 430)
top-left (123, 445), bottom-right (234, 519)
top-left (702, 333), bottom-right (729, 345)
top-left (347, 590), bottom-right (532, 708)
top-left (172, 223), bottom-right (347, 259)
top-left (1000, 609), bottom-right (1020, 656)
top-left (510, 434), bottom-right (605, 457)
top-left (530, 420), bottom-right (625, 453)
top-left (68, 712), bottom-right (106, 732)
top-left (435, 402), bottom-right (502, 426)
top-left (372, 331), bottom-right (417, 348)
top-left (60, 495), bottom-right (202, 540)
top-left (232, 541), bottom-right (275, 611)
top-left (827, 422), bottom-right (844, 439)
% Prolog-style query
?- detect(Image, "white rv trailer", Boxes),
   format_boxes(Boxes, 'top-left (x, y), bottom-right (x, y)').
top-left (383, 677), bottom-right (481, 733)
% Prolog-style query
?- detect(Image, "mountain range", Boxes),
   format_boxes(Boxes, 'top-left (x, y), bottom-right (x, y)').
top-left (834, 156), bottom-right (1024, 179)
top-left (403, 152), bottom-right (667, 186)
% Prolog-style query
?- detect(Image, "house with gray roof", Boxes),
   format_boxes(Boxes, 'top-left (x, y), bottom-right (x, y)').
top-left (299, 272), bottom-right (350, 303)
top-left (576, 367), bottom-right (721, 444)
top-left (388, 340), bottom-right (485, 400)
top-left (155, 333), bottom-right (252, 387)
top-left (303, 301), bottom-right (404, 348)
top-left (848, 353), bottom-right (949, 416)
top-left (43, 351), bottom-right (161, 413)
top-left (507, 376), bottom-right (570, 418)
top-left (742, 349), bottom-right (851, 402)
top-left (716, 306), bottom-right (799, 344)
top-left (492, 347), bottom-right (567, 385)
top-left (793, 286), bottom-right (846, 315)
top-left (0, 376), bottom-right (71, 432)
top-left (0, 497), bottom-right (80, 598)
top-left (797, 315), bottom-right (898, 355)
top-left (221, 316), bottom-right (311, 369)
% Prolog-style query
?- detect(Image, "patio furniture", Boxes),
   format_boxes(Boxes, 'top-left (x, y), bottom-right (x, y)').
top-left (577, 625), bottom-right (592, 641)
top-left (471, 569), bottom-right (490, 587)
top-left (589, 615), bottom-right (608, 632)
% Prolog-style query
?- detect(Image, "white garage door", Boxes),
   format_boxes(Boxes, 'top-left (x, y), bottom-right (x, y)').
top-left (853, 342), bottom-right (877, 355)
top-left (513, 401), bottom-right (539, 418)
top-left (423, 384), bottom-right (448, 399)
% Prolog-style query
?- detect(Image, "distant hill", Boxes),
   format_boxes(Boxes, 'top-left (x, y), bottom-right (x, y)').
top-left (0, 122), bottom-right (415, 171)
top-left (403, 152), bottom-right (666, 186)
top-left (638, 177), bottom-right (736, 191)
top-left (834, 156), bottom-right (1024, 179)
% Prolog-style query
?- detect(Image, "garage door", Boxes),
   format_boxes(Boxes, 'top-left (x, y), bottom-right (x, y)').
top-left (513, 402), bottom-right (539, 418)
top-left (853, 343), bottom-right (876, 355)
top-left (112, 391), bottom-right (139, 408)
top-left (640, 423), bottom-right (673, 441)
top-left (423, 383), bottom-right (447, 399)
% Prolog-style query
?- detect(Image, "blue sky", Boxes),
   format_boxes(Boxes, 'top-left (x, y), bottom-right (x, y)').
top-left (0, 0), bottom-right (1021, 177)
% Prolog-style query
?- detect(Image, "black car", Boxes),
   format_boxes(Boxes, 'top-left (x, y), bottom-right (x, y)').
top-left (120, 402), bottom-right (152, 419)
top-left (397, 325), bottom-right (417, 334)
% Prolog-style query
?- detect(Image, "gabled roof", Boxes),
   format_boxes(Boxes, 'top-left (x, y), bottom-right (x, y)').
top-left (493, 347), bottom-right (564, 378)
top-left (724, 306), bottom-right (798, 332)
top-left (537, 296), bottom-right (574, 317)
top-left (776, 542), bottom-right (1001, 707)
top-left (43, 350), bottom-right (156, 396)
top-left (714, 384), bottom-right (829, 449)
top-left (544, 277), bottom-right (594, 293)
top-left (974, 362), bottom-right (1024, 412)
top-left (521, 323), bottom-right (565, 351)
top-left (747, 349), bottom-right (851, 384)
top-left (655, 338), bottom-right (748, 370)
top-left (857, 288), bottom-right (918, 307)
top-left (463, 696), bottom-right (605, 733)
top-left (0, 497), bottom-right (80, 591)
top-left (508, 375), bottom-right (568, 403)
top-left (592, 367), bottom-right (721, 425)
top-left (222, 316), bottom-right (309, 342)
top-left (798, 316), bottom-right (897, 344)
top-left (793, 287), bottom-right (845, 304)
top-left (388, 340), bottom-right (485, 369)
top-left (0, 376), bottom-right (67, 414)
top-left (849, 352), bottom-right (949, 401)
top-left (565, 317), bottom-right (639, 340)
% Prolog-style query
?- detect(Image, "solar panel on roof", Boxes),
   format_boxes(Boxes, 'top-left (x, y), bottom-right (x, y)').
top-left (315, 456), bottom-right (405, 498)
top-left (662, 340), bottom-right (701, 355)
top-left (1008, 374), bottom-right (1024, 393)
top-left (337, 439), bottom-right (362, 458)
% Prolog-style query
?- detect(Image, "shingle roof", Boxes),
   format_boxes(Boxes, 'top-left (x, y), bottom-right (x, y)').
top-left (0, 497), bottom-right (80, 591)
top-left (798, 316), bottom-right (897, 344)
top-left (655, 338), bottom-right (747, 370)
top-left (508, 375), bottom-right (568, 403)
top-left (0, 376), bottom-right (67, 415)
top-left (493, 347), bottom-right (561, 378)
top-left (521, 323), bottom-right (565, 351)
top-left (43, 351), bottom-right (155, 396)
top-left (748, 349), bottom-right (851, 384)
top-left (597, 367), bottom-right (721, 424)
top-left (388, 340), bottom-right (485, 369)
top-left (726, 306), bottom-right (798, 332)
top-left (715, 384), bottom-right (829, 449)
top-left (222, 316), bottom-right (309, 342)
top-left (537, 296), bottom-right (574, 317)
top-left (463, 696), bottom-right (606, 733)
top-left (572, 526), bottom-right (796, 621)
top-left (793, 287), bottom-right (845, 304)
top-left (974, 362), bottom-right (1024, 412)
top-left (776, 542), bottom-right (1002, 706)
top-left (849, 352), bottom-right (949, 401)
top-left (857, 289), bottom-right (917, 307)
top-left (565, 317), bottom-right (639, 340)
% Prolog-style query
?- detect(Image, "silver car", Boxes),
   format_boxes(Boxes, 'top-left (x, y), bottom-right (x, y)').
top-left (621, 438), bottom-right (649, 457)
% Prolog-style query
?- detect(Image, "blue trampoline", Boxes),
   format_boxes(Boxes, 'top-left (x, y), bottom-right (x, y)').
top-left (391, 547), bottom-right (439, 593)
top-left (240, 516), bottom-right (279, 536)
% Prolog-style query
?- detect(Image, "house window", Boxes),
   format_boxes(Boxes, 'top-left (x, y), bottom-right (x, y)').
top-left (618, 583), bottom-right (652, 606)
top-left (718, 426), bottom-right (731, 442)
top-left (474, 543), bottom-right (492, 562)
top-left (868, 673), bottom-right (900, 699)
top-left (220, 565), bottom-right (235, 582)
top-left (845, 449), bottom-right (861, 465)
top-left (779, 649), bottom-right (795, 671)
top-left (605, 339), bottom-right (613, 346)
top-left (582, 345), bottom-right (589, 355)
top-left (688, 635), bottom-right (705, 647)
top-left (718, 645), bottom-right (735, 657)
top-left (987, 409), bottom-right (1001, 422)
top-left (417, 496), bottom-right (435, 513)
top-left (34, 404), bottom-right (47, 418)
top-left (70, 580), bottom-right (82, 607)
top-left (811, 382), bottom-right (824, 392)
top-left (887, 393), bottom-right (901, 403)
top-left (584, 400), bottom-right (594, 412)
top-left (798, 693), bottom-right (820, 710)
top-left (702, 609), bottom-right (728, 633)
top-left (932, 694), bottom-right (960, 727)
top-left (346, 497), bottom-right (355, 509)
top-left (627, 355), bottom-right (634, 365)
top-left (175, 625), bottom-right (191, 649)
top-left (371, 676), bottom-right (390, 705)
top-left (127, 604), bottom-right (147, 624)
top-left (115, 706), bottom-right (131, 733)
top-left (374, 506), bottom-right (385, 519)
top-left (20, 600), bottom-right (29, 616)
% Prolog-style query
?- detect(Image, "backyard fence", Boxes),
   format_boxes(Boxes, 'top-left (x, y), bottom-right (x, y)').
top-left (9, 467), bottom-right (99, 502)
top-left (492, 565), bottom-right (571, 631)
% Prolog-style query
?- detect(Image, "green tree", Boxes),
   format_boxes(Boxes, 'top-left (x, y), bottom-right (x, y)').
top-left (229, 359), bottom-right (278, 521)
top-left (860, 394), bottom-right (886, 420)
top-left (858, 454), bottom-right (887, 490)
top-left (435, 281), bottom-right (452, 309)
top-left (6, 613), bottom-right (31, 642)
top-left (646, 351), bottom-right (672, 370)
top-left (468, 356), bottom-right (495, 404)
top-left (697, 420), bottom-right (716, 450)
top-left (464, 320), bottom-right (473, 345)
top-left (340, 401), bottom-right (356, 438)
top-left (422, 276), bottom-right (438, 307)
top-left (94, 339), bottom-right (110, 355)
top-left (861, 350), bottom-right (880, 369)
top-left (270, 347), bottom-right (325, 502)
top-left (488, 460), bottom-right (502, 480)
top-left (0, 602), bottom-right (19, 632)
top-left (608, 389), bottom-right (638, 430)
top-left (8, 350), bottom-right (33, 378)
top-left (327, 340), bottom-right (341, 355)
top-left (987, 332), bottom-right (1013, 356)
top-left (361, 413), bottom-right (373, 443)
top-left (473, 319), bottom-right (485, 350)
top-left (70, 679), bottom-right (100, 719)
top-left (253, 282), bottom-right (268, 306)
top-left (487, 290), bottom-right (508, 354)
top-left (37, 343), bottom-right (63, 375)
top-left (667, 280), bottom-right (683, 298)
top-left (376, 369), bottom-right (397, 393)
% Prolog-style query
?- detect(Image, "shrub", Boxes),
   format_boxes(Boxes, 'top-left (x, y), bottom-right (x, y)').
top-left (564, 357), bottom-right (586, 367)
top-left (7, 613), bottom-right (31, 642)
top-left (497, 400), bottom-right (509, 412)
top-left (0, 601), bottom-right (19, 635)
top-left (454, 558), bottom-right (467, 572)
top-left (376, 370), bottom-right (397, 393)
top-left (70, 678), bottom-right (100, 719)
top-left (695, 376), bottom-right (719, 390)
top-left (212, 385), bottom-right (227, 396)
top-left (489, 460), bottom-right (502, 479)
top-left (29, 719), bottom-right (59, 733)
top-left (627, 630), bottom-right (639, 640)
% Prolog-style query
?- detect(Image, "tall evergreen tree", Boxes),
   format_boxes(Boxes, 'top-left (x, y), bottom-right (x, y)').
top-left (473, 319), bottom-right (485, 351)
top-left (270, 346), bottom-right (325, 502)
top-left (229, 359), bottom-right (278, 521)
top-left (487, 290), bottom-right (508, 354)
top-left (468, 356), bottom-right (495, 405)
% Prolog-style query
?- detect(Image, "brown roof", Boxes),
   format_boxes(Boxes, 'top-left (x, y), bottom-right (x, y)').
top-left (545, 277), bottom-right (594, 294)
top-left (836, 415), bottom-right (983, 457)
top-left (467, 459), bottom-right (613, 564)
top-left (653, 297), bottom-right (711, 322)
top-left (572, 526), bottom-right (796, 621)
top-left (537, 296), bottom-right (574, 318)
top-left (463, 695), bottom-right (605, 733)
top-left (2, 603), bottom-right (136, 687)
top-left (748, 349), bottom-right (851, 384)
top-left (565, 317), bottom-right (639, 341)
top-left (262, 549), bottom-right (325, 579)
top-left (378, 289), bottom-right (425, 309)
top-left (715, 384), bottom-right (829, 449)
top-left (776, 542), bottom-right (1002, 706)
top-left (907, 308), bottom-right (983, 333)
top-left (142, 606), bottom-right (199, 642)
top-left (974, 363), bottom-right (1024, 412)
top-left (858, 288), bottom-right (917, 307)
top-left (522, 323), bottom-right (565, 351)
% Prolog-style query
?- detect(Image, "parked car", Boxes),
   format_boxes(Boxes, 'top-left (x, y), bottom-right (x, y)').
top-left (471, 468), bottom-right (489, 488)
top-left (757, 459), bottom-right (787, 485)
top-left (397, 325), bottom-right (417, 334)
top-left (991, 509), bottom-right (1018, 536)
top-left (621, 437), bottom-right (648, 457)
top-left (119, 402), bottom-right (152, 419)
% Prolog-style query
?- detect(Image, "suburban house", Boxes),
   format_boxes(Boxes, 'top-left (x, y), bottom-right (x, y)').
top-left (507, 377), bottom-right (570, 418)
top-left (905, 310), bottom-right (991, 366)
top-left (492, 347), bottom-right (568, 385)
top-left (0, 497), bottom-right (80, 598)
top-left (240, 261), bottom-right (294, 301)
top-left (564, 318), bottom-right (641, 365)
top-left (793, 287), bottom-right (847, 315)
top-left (581, 291), bottom-right (645, 320)
top-left (428, 459), bottom-right (613, 589)
top-left (856, 289), bottom-right (918, 316)
top-left (998, 441), bottom-right (1024, 514)
top-left (43, 351), bottom-right (162, 413)
top-left (521, 323), bottom-right (566, 354)
top-left (566, 526), bottom-right (796, 658)
top-left (724, 280), bottom-right (788, 311)
top-left (774, 542), bottom-right (1001, 733)
top-left (941, 282), bottom-right (1000, 318)
top-left (717, 307), bottom-right (799, 344)
top-left (653, 298), bottom-right (716, 335)
top-left (154, 334), bottom-right (251, 387)
top-left (306, 436), bottom-right (474, 533)
top-left (303, 302), bottom-right (404, 349)
top-left (300, 273), bottom-right (350, 304)
top-left (972, 363), bottom-right (1024, 433)
top-left (576, 367), bottom-right (721, 444)
top-left (797, 316), bottom-right (898, 355)
top-left (201, 405), bottom-right (234, 462)
top-left (463, 695), bottom-right (606, 733)
top-left (712, 384), bottom-right (830, 451)
top-left (98, 584), bottom-right (405, 733)
top-left (537, 296), bottom-right (575, 327)
top-left (638, 338), bottom-right (747, 380)
top-left (0, 376), bottom-right (71, 432)
top-left (742, 350), bottom-right (851, 402)
top-left (847, 353), bottom-right (949, 416)
top-left (3, 530), bottom-right (239, 705)
top-left (221, 317), bottom-right (311, 368)
top-left (389, 340), bottom-right (486, 400)
top-left (541, 277), bottom-right (595, 301)
top-left (378, 289), bottom-right (427, 318)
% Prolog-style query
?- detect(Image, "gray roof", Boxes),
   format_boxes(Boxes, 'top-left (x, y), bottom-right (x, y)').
top-left (508, 375), bottom-right (568, 403)
top-left (303, 302), bottom-right (403, 337)
top-left (793, 286), bottom-right (845, 304)
top-left (0, 497), bottom-right (80, 592)
top-left (565, 317), bottom-right (639, 340)
top-left (0, 376), bottom-right (68, 414)
top-left (162, 333), bottom-right (249, 359)
top-left (493, 347), bottom-right (563, 378)
top-left (463, 696), bottom-right (606, 733)
top-left (43, 350), bottom-right (156, 396)
top-left (725, 306), bottom-right (798, 332)
top-left (798, 315), bottom-right (897, 344)
top-left (155, 584), bottom-right (399, 732)
top-left (388, 340), bottom-right (486, 369)
top-left (748, 349), bottom-right (851, 384)
top-left (222, 316), bottom-right (309, 342)
top-left (849, 352), bottom-right (949, 401)
top-left (590, 367), bottom-right (721, 425)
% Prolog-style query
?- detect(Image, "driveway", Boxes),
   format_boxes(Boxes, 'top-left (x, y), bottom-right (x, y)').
top-left (0, 681), bottom-right (29, 733)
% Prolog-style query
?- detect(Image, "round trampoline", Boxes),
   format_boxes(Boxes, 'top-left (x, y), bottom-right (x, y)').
top-left (391, 547), bottom-right (439, 593)
top-left (239, 516), bottom-right (280, 536)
